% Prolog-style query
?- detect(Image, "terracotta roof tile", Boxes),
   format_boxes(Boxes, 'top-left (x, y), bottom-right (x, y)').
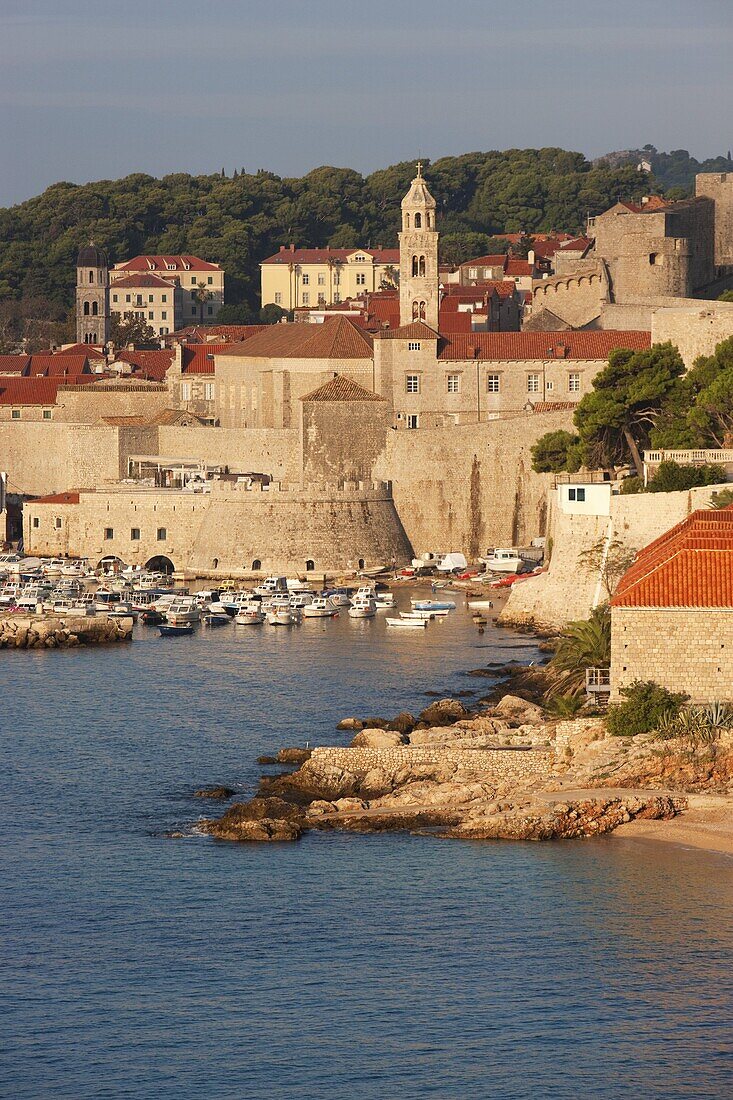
top-left (30, 492), bottom-right (80, 505)
top-left (113, 349), bottom-right (174, 381)
top-left (181, 344), bottom-right (231, 374)
top-left (262, 247), bottom-right (399, 265)
top-left (437, 331), bottom-right (651, 361)
top-left (301, 375), bottom-right (384, 402)
top-left (111, 272), bottom-right (177, 289)
top-left (114, 255), bottom-right (221, 272)
top-left (375, 321), bottom-right (440, 341)
top-left (216, 317), bottom-right (373, 360)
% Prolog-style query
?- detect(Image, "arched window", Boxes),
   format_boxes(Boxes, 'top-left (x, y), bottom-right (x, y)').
top-left (419, 301), bottom-right (426, 319)
top-left (305, 559), bottom-right (315, 572)
top-left (427, 213), bottom-right (432, 228)
top-left (412, 300), bottom-right (420, 320)
top-left (92, 301), bottom-right (98, 316)
top-left (419, 255), bottom-right (426, 276)
top-left (412, 255), bottom-right (419, 277)
top-left (358, 558), bottom-right (365, 570)
top-left (89, 270), bottom-right (94, 283)
top-left (252, 558), bottom-right (262, 571)
top-left (414, 213), bottom-right (422, 228)
top-left (83, 301), bottom-right (90, 316)
top-left (405, 213), bottom-right (410, 229)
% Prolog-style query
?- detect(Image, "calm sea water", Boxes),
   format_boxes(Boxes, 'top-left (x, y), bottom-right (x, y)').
top-left (2, 591), bottom-right (732, 1099)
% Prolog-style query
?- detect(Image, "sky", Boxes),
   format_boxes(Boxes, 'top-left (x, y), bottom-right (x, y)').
top-left (0, 0), bottom-right (731, 207)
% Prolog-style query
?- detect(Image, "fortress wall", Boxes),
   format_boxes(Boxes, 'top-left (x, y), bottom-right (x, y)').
top-left (54, 386), bottom-right (170, 424)
top-left (501, 484), bottom-right (726, 630)
top-left (301, 398), bottom-right (390, 484)
top-left (651, 302), bottom-right (733, 367)
top-left (374, 413), bottom-right (563, 556)
top-left (695, 172), bottom-right (733, 268)
top-left (530, 269), bottom-right (604, 328)
top-left (157, 426), bottom-right (301, 480)
top-left (0, 423), bottom-right (157, 496)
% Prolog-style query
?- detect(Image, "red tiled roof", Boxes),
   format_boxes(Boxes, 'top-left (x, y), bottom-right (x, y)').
top-left (460, 254), bottom-right (508, 269)
top-left (531, 401), bottom-right (578, 413)
top-left (505, 259), bottom-right (533, 277)
top-left (111, 272), bottom-right (177, 289)
top-left (181, 344), bottom-right (231, 374)
top-left (31, 492), bottom-right (81, 505)
top-left (437, 312), bottom-right (475, 333)
top-left (25, 355), bottom-right (92, 377)
top-left (612, 508), bottom-right (733, 608)
top-left (375, 321), bottom-right (440, 341)
top-left (171, 324), bottom-right (267, 343)
top-left (113, 349), bottom-right (174, 381)
top-left (0, 355), bottom-right (30, 374)
top-left (262, 247), bottom-right (399, 265)
top-left (0, 378), bottom-right (70, 405)
top-left (216, 316), bottom-right (373, 359)
top-left (301, 375), bottom-right (384, 402)
top-left (114, 255), bottom-right (221, 272)
top-left (54, 343), bottom-right (106, 358)
top-left (436, 330), bottom-right (651, 361)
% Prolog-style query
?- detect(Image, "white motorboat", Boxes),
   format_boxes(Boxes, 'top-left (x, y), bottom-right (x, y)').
top-left (219, 590), bottom-right (253, 615)
top-left (107, 602), bottom-right (138, 620)
top-left (41, 559), bottom-right (66, 576)
top-left (386, 616), bottom-right (428, 629)
top-left (303, 597), bottom-right (338, 618)
top-left (166, 598), bottom-right (200, 625)
top-left (410, 599), bottom-right (456, 611)
top-left (254, 576), bottom-right (289, 598)
top-left (289, 593), bottom-right (314, 610)
top-left (481, 548), bottom-right (525, 573)
top-left (267, 607), bottom-right (301, 625)
top-left (400, 610), bottom-right (437, 620)
top-left (235, 602), bottom-right (266, 625)
top-left (348, 596), bottom-right (377, 618)
top-left (374, 592), bottom-right (394, 608)
top-left (286, 578), bottom-right (311, 593)
top-left (325, 588), bottom-right (352, 608)
top-left (262, 594), bottom-right (292, 612)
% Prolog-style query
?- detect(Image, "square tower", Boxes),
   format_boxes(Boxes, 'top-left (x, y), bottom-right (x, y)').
top-left (399, 164), bottom-right (439, 328)
top-left (76, 243), bottom-right (110, 345)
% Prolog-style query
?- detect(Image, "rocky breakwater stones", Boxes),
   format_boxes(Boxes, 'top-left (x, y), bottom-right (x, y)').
top-left (199, 797), bottom-right (306, 842)
top-left (0, 614), bottom-right (133, 649)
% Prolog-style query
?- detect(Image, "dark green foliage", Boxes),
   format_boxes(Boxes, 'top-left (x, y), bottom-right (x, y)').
top-left (109, 314), bottom-right (156, 347)
top-left (619, 476), bottom-right (644, 495)
top-left (530, 429), bottom-right (580, 473)
top-left (259, 303), bottom-right (288, 325)
top-left (646, 461), bottom-right (726, 493)
top-left (214, 303), bottom-right (256, 324)
top-left (606, 681), bottom-right (689, 738)
top-left (708, 487), bottom-right (733, 509)
top-left (717, 290), bottom-right (733, 303)
top-left (548, 605), bottom-right (611, 698)
top-left (0, 150), bottom-right (653, 314)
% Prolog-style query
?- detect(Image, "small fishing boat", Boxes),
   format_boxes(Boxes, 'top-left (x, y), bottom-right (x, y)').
top-left (348, 596), bottom-right (377, 618)
top-left (467, 599), bottom-right (495, 610)
top-left (303, 597), bottom-right (338, 618)
top-left (324, 587), bottom-right (352, 608)
top-left (159, 622), bottom-right (194, 637)
top-left (289, 592), bottom-right (314, 610)
top-left (386, 616), bottom-right (428, 629)
top-left (166, 598), bottom-right (201, 625)
top-left (411, 599), bottom-right (456, 611)
top-left (201, 610), bottom-right (230, 627)
top-left (107, 602), bottom-right (138, 620)
top-left (400, 610), bottom-right (437, 620)
top-left (141, 608), bottom-right (165, 625)
top-left (235, 602), bottom-right (266, 625)
top-left (267, 607), bottom-right (301, 626)
top-left (481, 548), bottom-right (525, 574)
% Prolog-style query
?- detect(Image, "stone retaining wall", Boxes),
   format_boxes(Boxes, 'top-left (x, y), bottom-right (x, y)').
top-left (309, 746), bottom-right (553, 782)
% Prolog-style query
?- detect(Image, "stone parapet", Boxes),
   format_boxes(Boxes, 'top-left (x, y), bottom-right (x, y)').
top-left (309, 745), bottom-right (552, 782)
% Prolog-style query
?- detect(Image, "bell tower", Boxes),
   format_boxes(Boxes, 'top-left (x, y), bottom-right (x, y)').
top-left (399, 162), bottom-right (439, 328)
top-left (76, 242), bottom-right (110, 345)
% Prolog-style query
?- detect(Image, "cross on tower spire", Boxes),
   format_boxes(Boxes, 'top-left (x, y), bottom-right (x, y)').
top-left (415, 161), bottom-right (423, 178)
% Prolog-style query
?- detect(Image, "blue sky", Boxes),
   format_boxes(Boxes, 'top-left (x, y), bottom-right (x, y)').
top-left (0, 0), bottom-right (731, 206)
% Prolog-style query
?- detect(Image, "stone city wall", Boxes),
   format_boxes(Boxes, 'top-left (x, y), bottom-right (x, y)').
top-left (157, 425), bottom-right (300, 481)
top-left (651, 302), bottom-right (733, 367)
top-left (695, 171), bottom-right (733, 268)
top-left (611, 607), bottom-right (733, 702)
top-left (530, 266), bottom-right (605, 328)
top-left (308, 746), bottom-right (553, 782)
top-left (54, 384), bottom-right (170, 424)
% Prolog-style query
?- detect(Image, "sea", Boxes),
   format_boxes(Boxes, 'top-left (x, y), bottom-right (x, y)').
top-left (2, 589), bottom-right (732, 1099)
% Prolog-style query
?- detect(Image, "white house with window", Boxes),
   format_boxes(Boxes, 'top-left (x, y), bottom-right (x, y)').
top-left (558, 482), bottom-right (612, 516)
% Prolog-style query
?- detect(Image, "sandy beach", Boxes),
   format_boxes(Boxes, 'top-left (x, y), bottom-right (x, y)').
top-left (614, 794), bottom-right (733, 856)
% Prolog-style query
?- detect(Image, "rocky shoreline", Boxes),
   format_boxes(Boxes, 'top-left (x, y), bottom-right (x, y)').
top-left (0, 613), bottom-right (133, 649)
top-left (193, 677), bottom-right (731, 843)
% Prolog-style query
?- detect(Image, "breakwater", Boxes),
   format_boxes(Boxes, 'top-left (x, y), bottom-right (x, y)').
top-left (0, 613), bottom-right (133, 649)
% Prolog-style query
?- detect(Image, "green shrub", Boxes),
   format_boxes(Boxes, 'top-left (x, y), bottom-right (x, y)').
top-left (619, 475), bottom-right (644, 495)
top-left (606, 681), bottom-right (689, 737)
top-left (647, 461), bottom-right (726, 493)
top-left (654, 701), bottom-right (733, 743)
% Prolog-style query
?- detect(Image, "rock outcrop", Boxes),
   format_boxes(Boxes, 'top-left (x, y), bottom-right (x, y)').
top-left (0, 613), bottom-right (133, 649)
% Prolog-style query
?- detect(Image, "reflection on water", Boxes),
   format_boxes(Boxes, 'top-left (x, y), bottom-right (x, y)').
top-left (2, 590), bottom-right (731, 1099)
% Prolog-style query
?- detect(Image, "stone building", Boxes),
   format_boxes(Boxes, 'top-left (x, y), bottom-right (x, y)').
top-left (109, 272), bottom-right (182, 337)
top-left (694, 171), bottom-right (733, 268)
top-left (110, 255), bottom-right (225, 325)
top-left (76, 244), bottom-right (110, 346)
top-left (260, 246), bottom-right (399, 310)
top-left (399, 163), bottom-right (440, 328)
top-left (609, 507), bottom-right (733, 702)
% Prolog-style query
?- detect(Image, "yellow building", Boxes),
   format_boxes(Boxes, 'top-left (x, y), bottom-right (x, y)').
top-left (260, 246), bottom-right (399, 310)
top-left (110, 255), bottom-right (225, 328)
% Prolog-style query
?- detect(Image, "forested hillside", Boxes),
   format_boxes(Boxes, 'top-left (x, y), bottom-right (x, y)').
top-left (0, 148), bottom-right (654, 322)
top-left (596, 145), bottom-right (732, 193)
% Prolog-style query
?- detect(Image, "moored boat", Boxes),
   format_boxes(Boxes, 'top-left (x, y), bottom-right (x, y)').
top-left (266, 607), bottom-right (301, 625)
top-left (302, 597), bottom-right (338, 618)
top-left (348, 596), bottom-right (377, 618)
top-left (159, 622), bottom-right (195, 637)
top-left (411, 599), bottom-right (456, 611)
top-left (386, 616), bottom-right (428, 629)
top-left (235, 602), bottom-right (266, 625)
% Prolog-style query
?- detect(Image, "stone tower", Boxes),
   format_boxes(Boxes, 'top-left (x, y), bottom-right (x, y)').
top-left (76, 243), bottom-right (110, 345)
top-left (399, 163), bottom-right (439, 328)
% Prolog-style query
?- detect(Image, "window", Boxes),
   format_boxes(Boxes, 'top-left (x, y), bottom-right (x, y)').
top-left (161, 311), bottom-right (167, 321)
top-left (157, 528), bottom-right (167, 541)
top-left (125, 294), bottom-right (131, 303)
top-left (318, 274), bottom-right (325, 285)
top-left (305, 559), bottom-right (315, 571)
top-left (89, 271), bottom-right (94, 283)
top-left (354, 254), bottom-right (366, 262)
top-left (447, 374), bottom-right (460, 393)
top-left (207, 276), bottom-right (213, 285)
top-left (333, 272), bottom-right (340, 285)
top-left (527, 374), bottom-right (540, 393)
top-left (252, 558), bottom-right (262, 571)
top-left (414, 213), bottom-right (422, 228)
top-left (546, 380), bottom-right (554, 392)
top-left (274, 292), bottom-right (282, 305)
top-left (192, 276), bottom-right (198, 284)
top-left (356, 273), bottom-right (366, 286)
top-left (487, 374), bottom-right (500, 393)
top-left (112, 294), bottom-right (118, 303)
top-left (131, 528), bottom-right (140, 541)
top-left (568, 372), bottom-right (580, 393)
top-left (104, 527), bottom-right (114, 540)
top-left (407, 414), bottom-right (419, 429)
top-left (302, 292), bottom-right (309, 305)
top-left (568, 487), bottom-right (586, 502)
top-left (42, 409), bottom-right (52, 420)
top-left (207, 305), bottom-right (213, 315)
top-left (148, 312), bottom-right (154, 320)
top-left (468, 267), bottom-right (478, 279)
top-left (406, 375), bottom-right (420, 393)
top-left (302, 273), bottom-right (309, 285)
top-left (162, 294), bottom-right (167, 303)
top-left (83, 301), bottom-right (90, 316)
top-left (148, 295), bottom-right (154, 303)
top-left (92, 302), bottom-right (98, 316)
top-left (407, 341), bottom-right (421, 351)
top-left (181, 382), bottom-right (191, 401)
top-left (11, 409), bottom-right (20, 419)
top-left (204, 382), bottom-right (214, 400)
top-left (161, 328), bottom-right (168, 335)
top-left (191, 306), bottom-right (197, 315)
top-left (334, 293), bottom-right (341, 303)
top-left (54, 517), bottom-right (62, 530)
top-left (32, 516), bottom-right (39, 529)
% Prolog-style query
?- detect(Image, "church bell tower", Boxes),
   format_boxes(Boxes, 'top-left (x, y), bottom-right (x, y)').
top-left (399, 163), bottom-right (439, 328)
top-left (76, 242), bottom-right (110, 346)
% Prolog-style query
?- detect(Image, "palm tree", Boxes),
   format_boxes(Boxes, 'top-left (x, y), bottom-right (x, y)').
top-left (548, 605), bottom-right (610, 698)
top-left (192, 281), bottom-right (213, 326)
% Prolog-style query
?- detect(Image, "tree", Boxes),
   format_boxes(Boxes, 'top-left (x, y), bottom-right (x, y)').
top-left (572, 343), bottom-right (686, 476)
top-left (708, 487), bottom-right (733, 509)
top-left (379, 265), bottom-right (399, 290)
top-left (646, 460), bottom-right (725, 493)
top-left (577, 537), bottom-right (637, 600)
top-left (717, 290), bottom-right (733, 303)
top-left (192, 281), bottom-right (213, 326)
top-left (530, 429), bottom-right (580, 473)
top-left (548, 605), bottom-right (611, 698)
top-left (110, 314), bottom-right (157, 347)
top-left (215, 303), bottom-right (256, 324)
top-left (606, 681), bottom-right (688, 738)
top-left (259, 303), bottom-right (287, 324)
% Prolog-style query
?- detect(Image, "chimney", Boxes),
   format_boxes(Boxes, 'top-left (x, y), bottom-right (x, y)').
top-left (290, 243), bottom-right (295, 252)
top-left (279, 245), bottom-right (285, 252)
